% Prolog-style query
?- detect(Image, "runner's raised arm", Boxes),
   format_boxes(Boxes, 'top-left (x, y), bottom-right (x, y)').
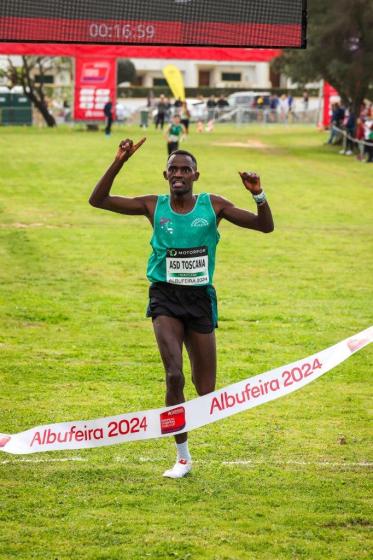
top-left (89, 138), bottom-right (156, 219)
top-left (211, 172), bottom-right (274, 232)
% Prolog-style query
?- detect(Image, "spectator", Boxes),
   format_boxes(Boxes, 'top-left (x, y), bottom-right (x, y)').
top-left (103, 99), bottom-right (113, 136)
top-left (302, 90), bottom-right (309, 111)
top-left (269, 94), bottom-right (279, 122)
top-left (116, 102), bottom-right (126, 123)
top-left (206, 95), bottom-right (217, 121)
top-left (340, 108), bottom-right (356, 155)
top-left (147, 90), bottom-right (154, 108)
top-left (327, 102), bottom-right (345, 144)
top-left (279, 94), bottom-right (288, 121)
top-left (174, 97), bottom-right (183, 115)
top-left (355, 118), bottom-right (366, 160)
top-left (217, 94), bottom-right (229, 116)
top-left (255, 95), bottom-right (265, 122)
top-left (63, 97), bottom-right (71, 122)
top-left (366, 123), bottom-right (373, 163)
top-left (287, 94), bottom-right (294, 113)
top-left (180, 101), bottom-right (191, 134)
top-left (155, 94), bottom-right (167, 130)
top-left (164, 97), bottom-right (172, 123)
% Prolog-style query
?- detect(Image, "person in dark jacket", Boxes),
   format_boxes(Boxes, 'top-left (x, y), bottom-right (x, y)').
top-left (327, 103), bottom-right (345, 144)
top-left (103, 100), bottom-right (113, 136)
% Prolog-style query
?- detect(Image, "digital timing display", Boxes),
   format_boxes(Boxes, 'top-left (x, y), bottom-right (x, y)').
top-left (0, 0), bottom-right (307, 48)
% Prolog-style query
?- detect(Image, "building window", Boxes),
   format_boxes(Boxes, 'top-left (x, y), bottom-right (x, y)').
top-left (34, 75), bottom-right (54, 84)
top-left (133, 75), bottom-right (143, 86)
top-left (153, 78), bottom-right (167, 86)
top-left (221, 72), bottom-right (241, 82)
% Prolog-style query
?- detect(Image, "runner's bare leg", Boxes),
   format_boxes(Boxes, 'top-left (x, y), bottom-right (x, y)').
top-left (185, 330), bottom-right (217, 396)
top-left (152, 315), bottom-right (187, 444)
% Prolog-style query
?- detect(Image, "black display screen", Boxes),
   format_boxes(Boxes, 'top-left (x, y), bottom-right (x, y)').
top-left (0, 0), bottom-right (307, 48)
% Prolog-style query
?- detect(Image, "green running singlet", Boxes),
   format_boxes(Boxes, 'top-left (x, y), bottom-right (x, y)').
top-left (146, 193), bottom-right (220, 286)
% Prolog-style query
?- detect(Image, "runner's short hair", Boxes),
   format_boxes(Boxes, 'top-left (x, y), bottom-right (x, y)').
top-left (167, 150), bottom-right (197, 167)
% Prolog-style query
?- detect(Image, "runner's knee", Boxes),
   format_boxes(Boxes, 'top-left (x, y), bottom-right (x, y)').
top-left (166, 369), bottom-right (185, 392)
top-left (194, 378), bottom-right (215, 396)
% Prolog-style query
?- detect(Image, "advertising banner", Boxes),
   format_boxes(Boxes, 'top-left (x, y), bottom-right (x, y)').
top-left (322, 81), bottom-right (339, 127)
top-left (74, 56), bottom-right (116, 121)
top-left (163, 65), bottom-right (185, 102)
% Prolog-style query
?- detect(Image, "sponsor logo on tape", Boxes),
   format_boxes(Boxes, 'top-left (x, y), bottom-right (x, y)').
top-left (0, 435), bottom-right (11, 448)
top-left (160, 406), bottom-right (186, 434)
top-left (347, 337), bottom-right (370, 353)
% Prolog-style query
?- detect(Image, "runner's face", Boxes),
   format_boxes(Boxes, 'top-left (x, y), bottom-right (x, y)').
top-left (164, 154), bottom-right (199, 195)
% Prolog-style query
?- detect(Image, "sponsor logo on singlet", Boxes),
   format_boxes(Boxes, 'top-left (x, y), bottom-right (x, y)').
top-left (191, 217), bottom-right (209, 227)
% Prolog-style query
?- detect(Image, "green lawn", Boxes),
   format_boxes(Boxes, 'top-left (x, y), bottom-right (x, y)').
top-left (0, 124), bottom-right (372, 560)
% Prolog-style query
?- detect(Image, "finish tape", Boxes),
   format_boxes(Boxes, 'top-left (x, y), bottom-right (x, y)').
top-left (1, 327), bottom-right (372, 455)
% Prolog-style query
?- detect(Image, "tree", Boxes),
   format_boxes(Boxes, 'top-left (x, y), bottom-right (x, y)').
top-left (272, 0), bottom-right (373, 115)
top-left (5, 56), bottom-right (57, 127)
top-left (117, 59), bottom-right (136, 85)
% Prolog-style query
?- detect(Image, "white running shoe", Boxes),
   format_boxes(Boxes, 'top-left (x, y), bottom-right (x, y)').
top-left (163, 459), bottom-right (192, 479)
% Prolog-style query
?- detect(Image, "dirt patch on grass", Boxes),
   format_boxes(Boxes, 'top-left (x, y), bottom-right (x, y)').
top-left (0, 222), bottom-right (72, 229)
top-left (213, 140), bottom-right (270, 149)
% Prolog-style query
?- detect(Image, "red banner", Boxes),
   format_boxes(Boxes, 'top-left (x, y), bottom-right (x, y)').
top-left (322, 82), bottom-right (339, 128)
top-left (74, 56), bottom-right (116, 121)
top-left (0, 42), bottom-right (280, 63)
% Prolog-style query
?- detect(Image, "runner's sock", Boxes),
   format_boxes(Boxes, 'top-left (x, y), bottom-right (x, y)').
top-left (176, 441), bottom-right (191, 462)
top-left (163, 441), bottom-right (192, 478)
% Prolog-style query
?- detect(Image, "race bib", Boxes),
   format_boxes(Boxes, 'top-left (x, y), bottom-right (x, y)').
top-left (166, 246), bottom-right (209, 285)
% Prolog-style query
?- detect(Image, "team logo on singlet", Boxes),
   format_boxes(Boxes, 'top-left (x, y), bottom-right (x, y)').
top-left (191, 217), bottom-right (209, 227)
top-left (160, 217), bottom-right (174, 234)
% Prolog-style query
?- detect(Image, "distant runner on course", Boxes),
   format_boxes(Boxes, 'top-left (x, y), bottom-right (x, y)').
top-left (89, 138), bottom-right (274, 478)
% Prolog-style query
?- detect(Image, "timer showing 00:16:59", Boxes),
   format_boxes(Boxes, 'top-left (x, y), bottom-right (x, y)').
top-left (89, 23), bottom-right (156, 40)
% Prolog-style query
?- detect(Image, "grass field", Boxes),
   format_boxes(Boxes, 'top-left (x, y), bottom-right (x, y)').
top-left (0, 123), bottom-right (372, 560)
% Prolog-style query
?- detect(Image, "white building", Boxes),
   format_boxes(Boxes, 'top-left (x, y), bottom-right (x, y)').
top-left (130, 58), bottom-right (272, 89)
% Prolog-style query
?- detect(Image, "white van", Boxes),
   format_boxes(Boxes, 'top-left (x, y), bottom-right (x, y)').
top-left (227, 91), bottom-right (271, 108)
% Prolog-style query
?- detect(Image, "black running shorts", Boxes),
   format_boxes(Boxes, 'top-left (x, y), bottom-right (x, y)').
top-left (146, 282), bottom-right (218, 334)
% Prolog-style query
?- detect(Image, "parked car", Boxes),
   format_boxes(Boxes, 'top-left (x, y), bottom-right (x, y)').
top-left (227, 91), bottom-right (271, 108)
top-left (220, 91), bottom-right (271, 122)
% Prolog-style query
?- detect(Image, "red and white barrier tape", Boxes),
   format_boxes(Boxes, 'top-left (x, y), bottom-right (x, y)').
top-left (1, 327), bottom-right (372, 455)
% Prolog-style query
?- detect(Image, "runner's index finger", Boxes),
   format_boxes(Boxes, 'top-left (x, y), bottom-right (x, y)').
top-left (132, 137), bottom-right (147, 152)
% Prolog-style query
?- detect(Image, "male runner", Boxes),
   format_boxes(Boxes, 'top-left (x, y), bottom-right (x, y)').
top-left (165, 113), bottom-right (186, 155)
top-left (89, 138), bottom-right (274, 478)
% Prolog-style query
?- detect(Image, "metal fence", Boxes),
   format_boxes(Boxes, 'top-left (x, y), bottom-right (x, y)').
top-left (215, 107), bottom-right (320, 125)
